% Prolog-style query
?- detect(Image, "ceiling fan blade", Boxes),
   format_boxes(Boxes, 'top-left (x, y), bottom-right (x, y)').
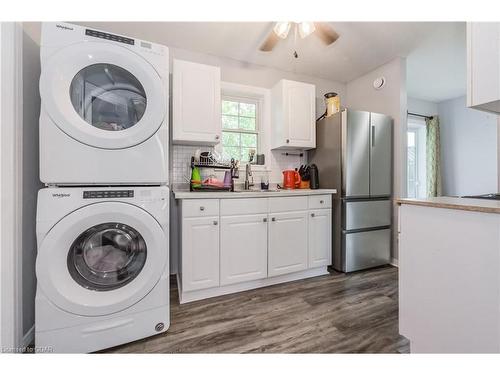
top-left (259, 31), bottom-right (280, 52)
top-left (314, 22), bottom-right (339, 45)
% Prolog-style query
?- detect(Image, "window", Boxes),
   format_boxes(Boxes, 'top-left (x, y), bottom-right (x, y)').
top-left (406, 117), bottom-right (427, 198)
top-left (221, 97), bottom-right (258, 163)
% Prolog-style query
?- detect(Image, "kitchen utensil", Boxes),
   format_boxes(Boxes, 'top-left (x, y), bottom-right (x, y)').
top-left (282, 170), bottom-right (301, 189)
top-left (299, 180), bottom-right (310, 189)
top-left (191, 167), bottom-right (201, 188)
top-left (223, 171), bottom-right (232, 188)
top-left (309, 164), bottom-right (319, 189)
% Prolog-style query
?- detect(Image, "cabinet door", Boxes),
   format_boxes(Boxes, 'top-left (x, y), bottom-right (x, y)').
top-left (182, 216), bottom-right (219, 291)
top-left (308, 209), bottom-right (332, 268)
top-left (345, 110), bottom-right (370, 197)
top-left (220, 214), bottom-right (268, 285)
top-left (268, 211), bottom-right (308, 277)
top-left (284, 81), bottom-right (316, 149)
top-left (467, 23), bottom-right (500, 111)
top-left (172, 59), bottom-right (221, 145)
top-left (370, 112), bottom-right (392, 197)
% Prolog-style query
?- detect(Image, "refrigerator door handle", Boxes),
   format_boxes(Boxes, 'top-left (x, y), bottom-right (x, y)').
top-left (371, 125), bottom-right (375, 147)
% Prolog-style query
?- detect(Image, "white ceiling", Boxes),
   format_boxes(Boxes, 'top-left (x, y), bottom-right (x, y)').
top-left (76, 22), bottom-right (466, 103)
top-left (406, 22), bottom-right (466, 103)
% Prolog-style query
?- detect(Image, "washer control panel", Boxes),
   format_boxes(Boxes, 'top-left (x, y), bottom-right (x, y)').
top-left (83, 190), bottom-right (134, 199)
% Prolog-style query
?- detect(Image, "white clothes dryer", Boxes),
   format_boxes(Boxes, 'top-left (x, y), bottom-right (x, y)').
top-left (39, 22), bottom-right (168, 185)
top-left (35, 186), bottom-right (169, 353)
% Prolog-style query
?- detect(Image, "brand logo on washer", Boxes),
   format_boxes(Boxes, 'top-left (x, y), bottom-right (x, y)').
top-left (56, 24), bottom-right (74, 31)
top-left (52, 193), bottom-right (70, 198)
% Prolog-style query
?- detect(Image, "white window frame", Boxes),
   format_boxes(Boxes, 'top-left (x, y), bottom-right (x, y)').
top-left (221, 94), bottom-right (260, 163)
top-left (218, 82), bottom-right (271, 171)
top-left (407, 116), bottom-right (427, 198)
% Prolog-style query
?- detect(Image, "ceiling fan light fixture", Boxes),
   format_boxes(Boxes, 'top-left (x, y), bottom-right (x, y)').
top-left (273, 22), bottom-right (291, 39)
top-left (298, 22), bottom-right (316, 39)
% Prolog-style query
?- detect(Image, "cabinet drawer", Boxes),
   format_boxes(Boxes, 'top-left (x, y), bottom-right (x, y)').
top-left (220, 198), bottom-right (268, 216)
top-left (344, 199), bottom-right (391, 230)
top-left (308, 195), bottom-right (332, 209)
top-left (269, 196), bottom-right (308, 212)
top-left (182, 199), bottom-right (219, 218)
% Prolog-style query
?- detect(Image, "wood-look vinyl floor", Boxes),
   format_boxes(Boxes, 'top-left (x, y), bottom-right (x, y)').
top-left (104, 265), bottom-right (409, 354)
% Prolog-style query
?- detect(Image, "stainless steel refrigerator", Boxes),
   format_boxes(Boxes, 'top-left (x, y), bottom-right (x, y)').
top-left (309, 109), bottom-right (393, 272)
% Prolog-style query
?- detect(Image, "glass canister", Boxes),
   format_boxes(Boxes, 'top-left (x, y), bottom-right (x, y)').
top-left (324, 92), bottom-right (340, 117)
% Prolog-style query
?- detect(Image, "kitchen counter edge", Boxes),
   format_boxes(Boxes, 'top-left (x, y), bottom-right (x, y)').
top-left (396, 197), bottom-right (500, 214)
top-left (173, 188), bottom-right (337, 199)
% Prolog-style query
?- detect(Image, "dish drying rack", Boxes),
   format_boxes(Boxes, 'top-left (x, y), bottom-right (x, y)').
top-left (190, 156), bottom-right (238, 192)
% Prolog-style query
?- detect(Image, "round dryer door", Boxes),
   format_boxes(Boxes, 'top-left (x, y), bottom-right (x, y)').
top-left (40, 41), bottom-right (166, 149)
top-left (36, 202), bottom-right (167, 317)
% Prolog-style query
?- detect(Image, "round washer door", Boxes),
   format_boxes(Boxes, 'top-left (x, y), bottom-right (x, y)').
top-left (40, 41), bottom-right (165, 149)
top-left (36, 202), bottom-right (167, 317)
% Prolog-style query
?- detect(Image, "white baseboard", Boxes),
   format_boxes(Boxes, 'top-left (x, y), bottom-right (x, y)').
top-left (179, 267), bottom-right (329, 304)
top-left (21, 325), bottom-right (35, 348)
top-left (390, 258), bottom-right (399, 267)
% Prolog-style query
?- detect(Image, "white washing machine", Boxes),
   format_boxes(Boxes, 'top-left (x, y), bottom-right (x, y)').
top-left (35, 186), bottom-right (169, 353)
top-left (39, 22), bottom-right (168, 185)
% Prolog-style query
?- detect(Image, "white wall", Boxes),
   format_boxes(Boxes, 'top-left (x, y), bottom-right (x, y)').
top-left (438, 95), bottom-right (497, 196)
top-left (408, 97), bottom-right (438, 117)
top-left (20, 23), bottom-right (42, 341)
top-left (345, 57), bottom-right (407, 261)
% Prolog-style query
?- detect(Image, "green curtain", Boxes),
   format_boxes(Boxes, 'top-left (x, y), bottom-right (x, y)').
top-left (426, 116), bottom-right (442, 197)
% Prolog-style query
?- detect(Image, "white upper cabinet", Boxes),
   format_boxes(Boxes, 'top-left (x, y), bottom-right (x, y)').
top-left (172, 59), bottom-right (221, 145)
top-left (271, 79), bottom-right (316, 150)
top-left (467, 23), bottom-right (500, 113)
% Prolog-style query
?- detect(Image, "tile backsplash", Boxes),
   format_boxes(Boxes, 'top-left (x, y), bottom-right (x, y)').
top-left (171, 145), bottom-right (307, 186)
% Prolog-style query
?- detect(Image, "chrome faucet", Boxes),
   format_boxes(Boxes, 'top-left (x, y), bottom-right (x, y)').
top-left (244, 163), bottom-right (254, 190)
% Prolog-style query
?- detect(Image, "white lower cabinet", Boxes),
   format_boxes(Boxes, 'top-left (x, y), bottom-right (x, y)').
top-left (181, 216), bottom-right (220, 292)
top-left (268, 211), bottom-right (308, 277)
top-left (220, 214), bottom-right (268, 285)
top-left (179, 194), bottom-right (333, 302)
top-left (308, 209), bottom-right (332, 268)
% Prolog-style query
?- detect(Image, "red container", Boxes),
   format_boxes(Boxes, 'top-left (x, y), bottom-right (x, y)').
top-left (282, 170), bottom-right (301, 189)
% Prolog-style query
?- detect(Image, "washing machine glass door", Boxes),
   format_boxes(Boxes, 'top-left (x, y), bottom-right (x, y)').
top-left (40, 41), bottom-right (166, 149)
top-left (36, 202), bottom-right (167, 316)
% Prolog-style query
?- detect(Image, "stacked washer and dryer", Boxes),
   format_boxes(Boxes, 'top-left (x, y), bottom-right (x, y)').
top-left (35, 22), bottom-right (170, 353)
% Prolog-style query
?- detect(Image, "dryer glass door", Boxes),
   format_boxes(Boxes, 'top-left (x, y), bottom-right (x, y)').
top-left (70, 64), bottom-right (147, 132)
top-left (40, 41), bottom-right (166, 149)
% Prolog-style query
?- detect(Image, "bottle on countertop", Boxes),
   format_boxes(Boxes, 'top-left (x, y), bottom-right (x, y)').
top-left (309, 164), bottom-right (319, 189)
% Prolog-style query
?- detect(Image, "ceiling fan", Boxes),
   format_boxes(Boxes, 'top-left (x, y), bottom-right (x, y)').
top-left (259, 22), bottom-right (339, 57)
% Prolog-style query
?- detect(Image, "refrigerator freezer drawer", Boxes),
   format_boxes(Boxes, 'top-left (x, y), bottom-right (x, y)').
top-left (344, 200), bottom-right (391, 230)
top-left (343, 229), bottom-right (391, 272)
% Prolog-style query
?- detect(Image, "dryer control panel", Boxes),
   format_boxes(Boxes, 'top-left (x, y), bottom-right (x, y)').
top-left (85, 29), bottom-right (135, 45)
top-left (83, 190), bottom-right (134, 199)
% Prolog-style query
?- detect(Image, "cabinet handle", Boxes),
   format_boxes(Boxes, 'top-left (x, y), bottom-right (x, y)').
top-left (263, 218), bottom-right (267, 223)
top-left (213, 220), bottom-right (218, 225)
top-left (271, 217), bottom-right (276, 222)
top-left (371, 125), bottom-right (375, 147)
top-left (286, 139), bottom-right (290, 144)
top-left (320, 200), bottom-right (324, 204)
top-left (215, 135), bottom-right (220, 140)
top-left (311, 213), bottom-right (315, 217)
top-left (199, 206), bottom-right (205, 211)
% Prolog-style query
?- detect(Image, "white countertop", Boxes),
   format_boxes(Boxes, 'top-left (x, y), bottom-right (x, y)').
top-left (397, 196), bottom-right (500, 214)
top-left (173, 188), bottom-right (337, 199)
